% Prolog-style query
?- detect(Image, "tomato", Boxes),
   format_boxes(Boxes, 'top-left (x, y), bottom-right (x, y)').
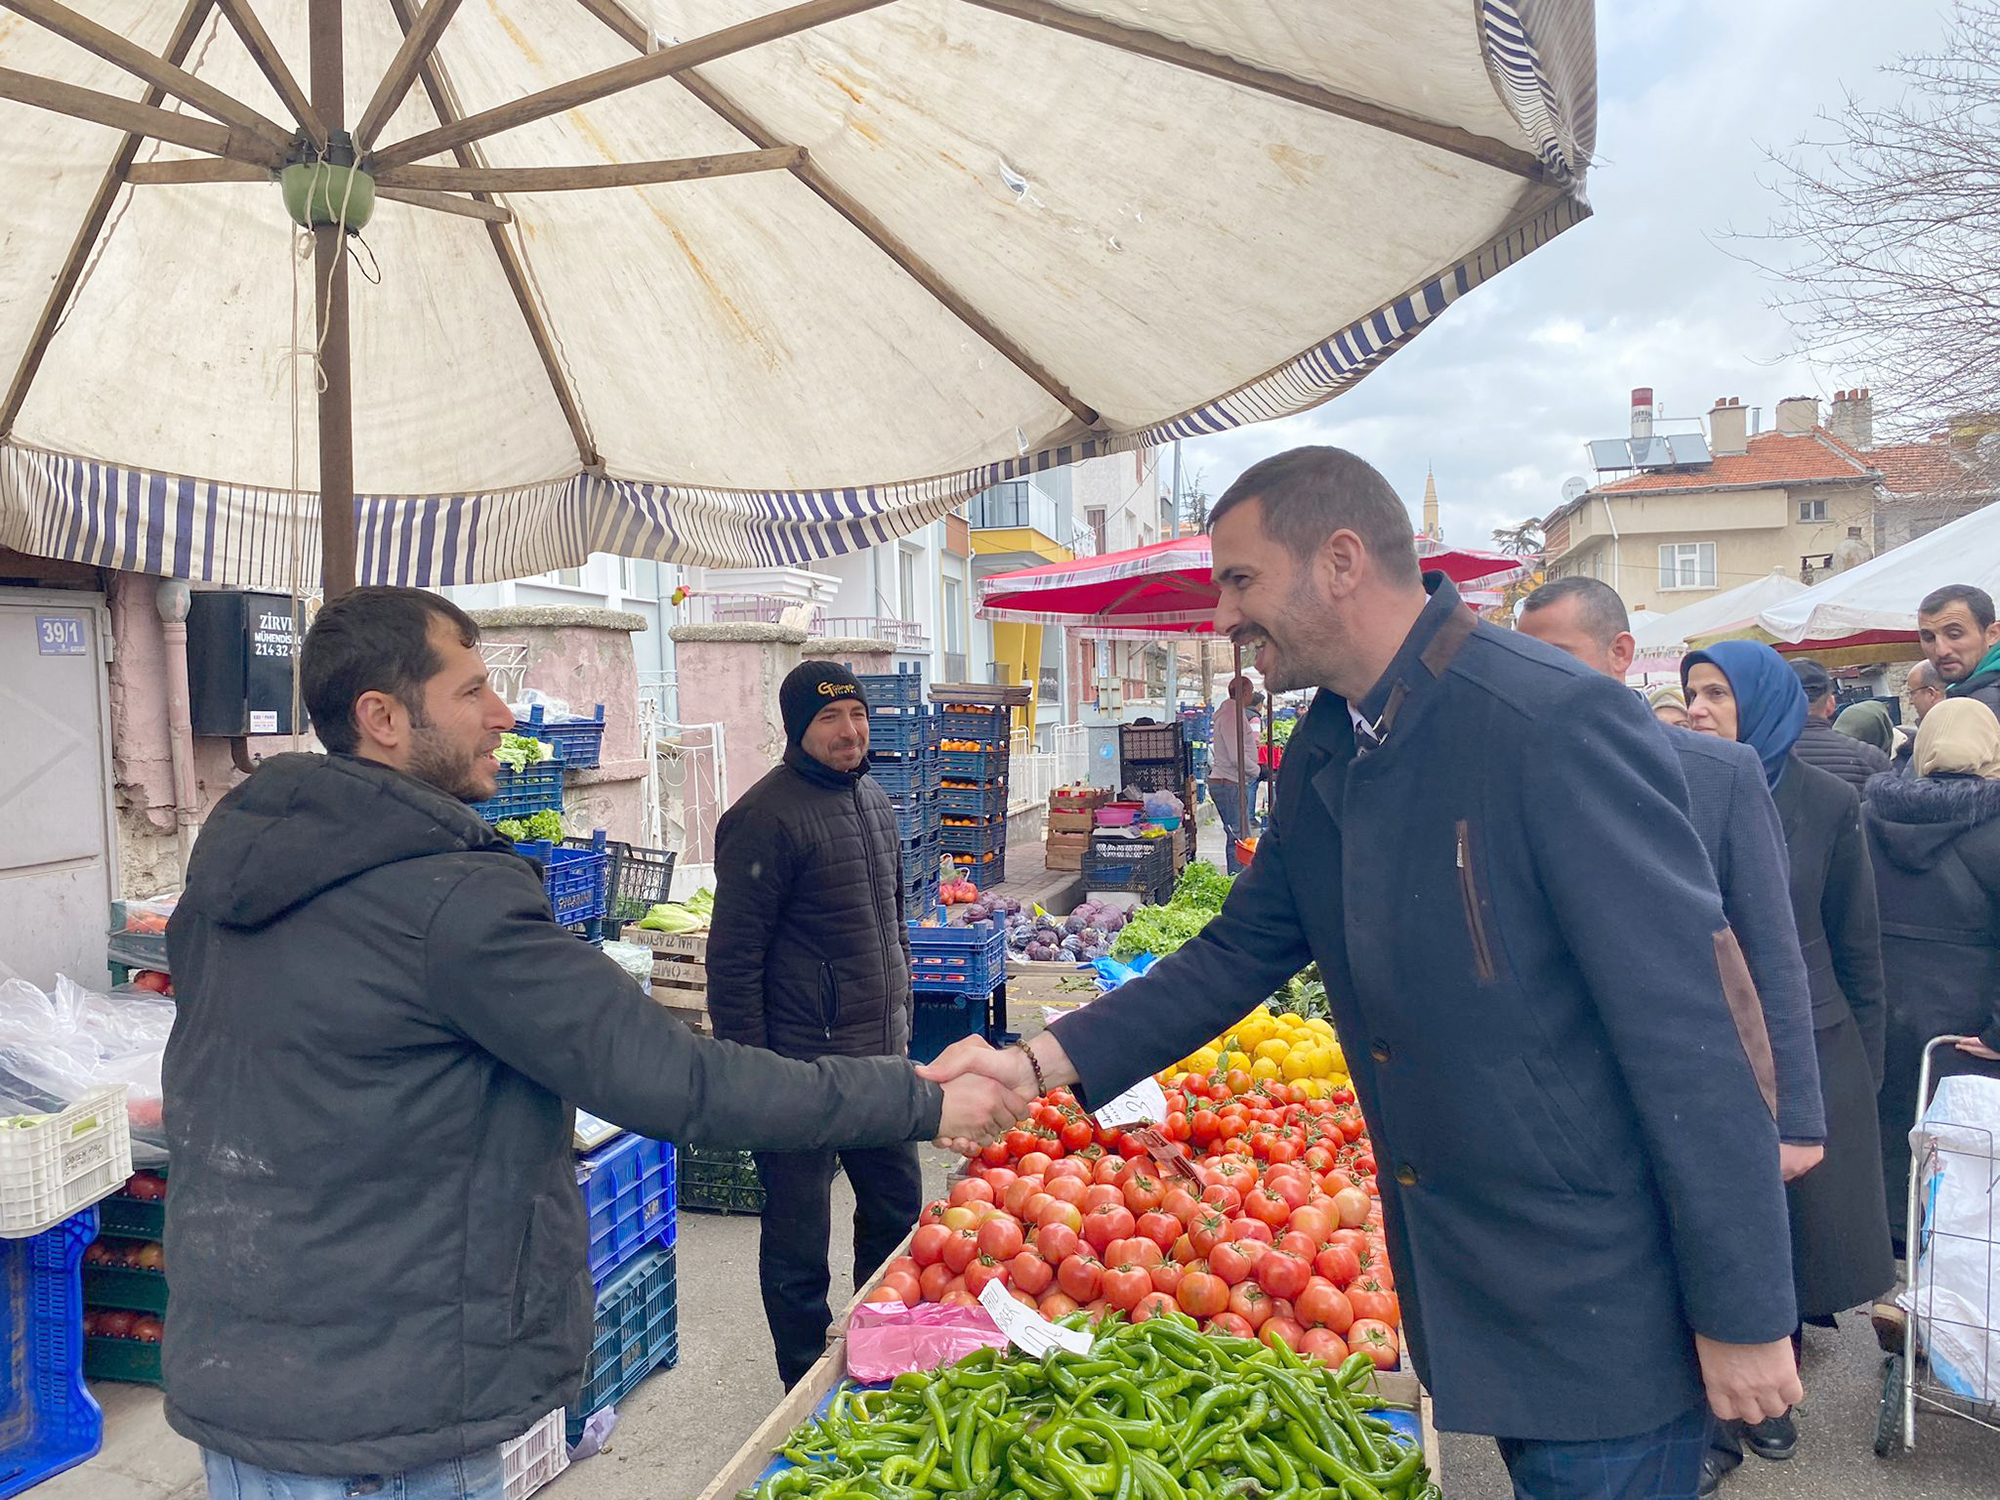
top-left (1149, 1259), bottom-right (1187, 1297)
top-left (1038, 1291), bottom-right (1080, 1319)
top-left (1254, 1247), bottom-right (1310, 1302)
top-left (1208, 1239), bottom-right (1258, 1286)
top-left (1331, 1186), bottom-right (1372, 1228)
top-left (1093, 1155), bottom-right (1126, 1186)
top-left (884, 1255), bottom-right (921, 1282)
top-left (882, 1270), bottom-right (923, 1306)
top-left (919, 1262), bottom-right (955, 1301)
top-left (1135, 1211), bottom-right (1181, 1252)
top-left (1275, 1231), bottom-right (1318, 1262)
top-left (1228, 1281), bottom-right (1272, 1329)
top-left (976, 1215), bottom-right (1025, 1262)
top-left (1044, 1176), bottom-right (1089, 1209)
top-left (1206, 1312), bottom-right (1256, 1339)
top-left (1288, 1205), bottom-right (1335, 1245)
top-left (1106, 1237), bottom-right (1163, 1270)
top-left (1103, 1264), bottom-right (1152, 1311)
top-left (1161, 1186), bottom-right (1202, 1224)
top-left (941, 1289), bottom-right (980, 1308)
top-left (1131, 1291), bottom-right (1180, 1323)
top-left (1264, 1173), bottom-right (1309, 1211)
top-left (1009, 1250), bottom-right (1054, 1297)
top-left (1176, 1271), bottom-right (1229, 1319)
top-left (1081, 1203), bottom-right (1137, 1255)
top-left (1122, 1171), bottom-right (1165, 1215)
top-left (1314, 1244), bottom-right (1362, 1287)
top-left (1018, 1150), bottom-right (1053, 1177)
top-left (942, 1227), bottom-right (982, 1274)
top-left (1346, 1280), bottom-right (1400, 1326)
top-left (1261, 1315), bottom-right (1306, 1352)
top-left (1036, 1221), bottom-right (1080, 1264)
top-left (950, 1178), bottom-right (995, 1208)
top-left (1002, 1176), bottom-right (1044, 1219)
top-left (1265, 1138), bottom-right (1298, 1166)
top-left (1200, 1183), bottom-right (1244, 1217)
top-left (1225, 1068), bottom-right (1253, 1095)
top-left (1163, 1111), bottom-right (1190, 1142)
top-left (1297, 1328), bottom-right (1350, 1367)
top-left (1022, 1194), bottom-right (1053, 1225)
top-left (863, 1282), bottom-right (907, 1306)
top-left (1347, 1318), bottom-right (1399, 1369)
top-left (911, 1223), bottom-right (953, 1267)
top-left (1056, 1253), bottom-right (1103, 1302)
top-left (1061, 1117), bottom-right (1094, 1152)
top-left (1188, 1208), bottom-right (1229, 1257)
top-left (964, 1256), bottom-right (1009, 1296)
top-left (1326, 1228), bottom-right (1370, 1259)
top-left (1296, 1279), bottom-right (1354, 1334)
top-left (1302, 1146), bottom-right (1336, 1173)
top-left (1229, 1217), bottom-right (1275, 1247)
top-left (1245, 1187), bottom-right (1292, 1228)
top-left (980, 1140), bottom-right (1011, 1168)
top-left (1083, 1183), bottom-right (1125, 1213)
top-left (1035, 1200), bottom-right (1082, 1233)
top-left (1045, 1158), bottom-right (1089, 1184)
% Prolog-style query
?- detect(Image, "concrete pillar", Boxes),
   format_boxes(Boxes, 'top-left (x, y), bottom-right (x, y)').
top-left (669, 622), bottom-right (806, 813)
top-left (800, 636), bottom-right (897, 676)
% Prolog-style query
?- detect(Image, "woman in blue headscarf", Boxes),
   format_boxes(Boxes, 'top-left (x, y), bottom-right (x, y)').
top-left (1681, 641), bottom-right (1892, 1474)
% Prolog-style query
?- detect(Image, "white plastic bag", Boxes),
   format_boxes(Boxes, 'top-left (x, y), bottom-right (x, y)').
top-left (1902, 1074), bottom-right (2000, 1403)
top-left (0, 975), bottom-right (174, 1164)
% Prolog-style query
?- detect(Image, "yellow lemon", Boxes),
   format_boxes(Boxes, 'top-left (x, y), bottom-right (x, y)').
top-left (1306, 1017), bottom-right (1335, 1038)
top-left (1253, 1039), bottom-right (1291, 1065)
top-left (1250, 1056), bottom-right (1282, 1082)
top-left (1280, 1048), bottom-right (1314, 1082)
top-left (1300, 1077), bottom-right (1325, 1100)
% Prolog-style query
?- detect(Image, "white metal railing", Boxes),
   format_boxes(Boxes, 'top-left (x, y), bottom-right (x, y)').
top-left (480, 642), bottom-right (529, 703)
top-left (1010, 726), bottom-right (1059, 816)
top-left (636, 669), bottom-right (678, 724)
top-left (640, 700), bottom-right (727, 886)
top-left (1052, 723), bottom-right (1089, 787)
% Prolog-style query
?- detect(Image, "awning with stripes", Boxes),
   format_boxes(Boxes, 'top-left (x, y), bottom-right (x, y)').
top-left (0, 0), bottom-right (1595, 591)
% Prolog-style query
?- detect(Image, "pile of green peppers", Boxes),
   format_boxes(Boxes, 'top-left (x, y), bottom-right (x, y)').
top-left (745, 1312), bottom-right (1440, 1500)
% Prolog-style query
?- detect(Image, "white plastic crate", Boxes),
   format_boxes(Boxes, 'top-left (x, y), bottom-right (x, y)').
top-left (502, 1407), bottom-right (569, 1500)
top-left (0, 1085), bottom-right (133, 1239)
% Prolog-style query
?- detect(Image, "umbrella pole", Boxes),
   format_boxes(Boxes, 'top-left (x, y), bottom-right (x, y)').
top-left (1233, 641), bottom-right (1246, 830)
top-left (311, 0), bottom-right (357, 598)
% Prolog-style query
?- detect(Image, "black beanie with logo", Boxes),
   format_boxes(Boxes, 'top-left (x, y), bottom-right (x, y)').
top-left (780, 661), bottom-right (870, 746)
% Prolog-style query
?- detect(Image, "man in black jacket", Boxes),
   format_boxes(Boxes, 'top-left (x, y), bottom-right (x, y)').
top-left (1919, 583), bottom-right (2000, 717)
top-left (1791, 659), bottom-right (1889, 791)
top-left (708, 662), bottom-right (924, 1389)
top-left (922, 449), bottom-right (1801, 1500)
top-left (163, 590), bottom-right (1026, 1498)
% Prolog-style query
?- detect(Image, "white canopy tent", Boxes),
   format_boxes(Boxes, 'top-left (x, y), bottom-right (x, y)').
top-left (0, 0), bottom-right (1595, 593)
top-left (1628, 570), bottom-right (1807, 671)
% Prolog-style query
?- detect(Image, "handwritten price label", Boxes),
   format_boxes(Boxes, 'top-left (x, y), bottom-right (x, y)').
top-left (978, 1279), bottom-right (1092, 1358)
top-left (1091, 1076), bottom-right (1168, 1130)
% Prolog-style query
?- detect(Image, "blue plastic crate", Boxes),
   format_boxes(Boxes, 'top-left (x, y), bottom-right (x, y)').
top-left (578, 1133), bottom-right (677, 1292)
top-left (909, 993), bottom-right (983, 1064)
top-left (516, 831), bottom-right (609, 925)
top-left (566, 1243), bottom-right (678, 1446)
top-left (938, 707), bottom-right (1009, 746)
top-left (469, 763), bottom-right (565, 823)
top-left (937, 748), bottom-right (1007, 782)
top-left (940, 820), bottom-right (1006, 860)
top-left (856, 665), bottom-right (924, 707)
top-left (867, 715), bottom-right (930, 753)
top-left (908, 919), bottom-right (1007, 995)
top-left (0, 1208), bottom-right (101, 1497)
top-left (867, 759), bottom-right (928, 796)
top-left (945, 849), bottom-right (1006, 885)
top-left (936, 783), bottom-right (1007, 818)
top-left (514, 704), bottom-right (607, 768)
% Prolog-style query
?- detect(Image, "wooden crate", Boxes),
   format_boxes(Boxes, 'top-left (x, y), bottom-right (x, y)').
top-left (630, 929), bottom-right (711, 1033)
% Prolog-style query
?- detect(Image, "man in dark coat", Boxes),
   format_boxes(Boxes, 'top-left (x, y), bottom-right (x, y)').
top-left (1518, 578), bottom-right (1825, 1177)
top-left (163, 591), bottom-right (1027, 1496)
top-left (1919, 583), bottom-right (2000, 717)
top-left (708, 661), bottom-right (926, 1389)
top-left (924, 448), bottom-right (1800, 1499)
top-left (1891, 661), bottom-right (1946, 773)
top-left (1790, 659), bottom-right (1889, 790)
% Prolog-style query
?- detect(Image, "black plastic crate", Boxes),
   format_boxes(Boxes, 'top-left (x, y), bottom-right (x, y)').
top-left (678, 1144), bottom-right (766, 1215)
top-left (911, 993), bottom-right (984, 1064)
top-left (576, 839), bottom-right (677, 926)
top-left (1120, 761), bottom-right (1185, 795)
top-left (1119, 723), bottom-right (1183, 763)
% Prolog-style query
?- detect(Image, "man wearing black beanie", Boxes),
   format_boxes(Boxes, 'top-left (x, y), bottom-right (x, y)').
top-left (707, 659), bottom-right (925, 1388)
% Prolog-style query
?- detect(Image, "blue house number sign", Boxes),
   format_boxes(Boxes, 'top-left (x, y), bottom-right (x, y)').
top-left (35, 615), bottom-right (87, 656)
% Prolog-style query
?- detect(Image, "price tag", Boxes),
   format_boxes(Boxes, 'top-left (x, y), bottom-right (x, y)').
top-left (1092, 1076), bottom-right (1167, 1129)
top-left (249, 710), bottom-right (279, 734)
top-left (978, 1278), bottom-right (1092, 1358)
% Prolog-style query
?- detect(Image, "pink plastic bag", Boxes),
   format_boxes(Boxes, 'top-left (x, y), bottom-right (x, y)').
top-left (844, 1301), bottom-right (1009, 1382)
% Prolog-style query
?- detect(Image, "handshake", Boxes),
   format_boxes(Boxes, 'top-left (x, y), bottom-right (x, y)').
top-left (917, 1033), bottom-right (1075, 1156)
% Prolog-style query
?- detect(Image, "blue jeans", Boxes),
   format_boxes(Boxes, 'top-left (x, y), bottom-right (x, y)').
top-left (1212, 779), bottom-right (1249, 871)
top-left (1494, 1402), bottom-right (1714, 1500)
top-left (203, 1446), bottom-right (506, 1499)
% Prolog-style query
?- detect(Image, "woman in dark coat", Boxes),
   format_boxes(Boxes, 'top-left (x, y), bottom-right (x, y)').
top-left (1683, 641), bottom-right (1895, 1462)
top-left (1862, 697), bottom-right (2000, 1240)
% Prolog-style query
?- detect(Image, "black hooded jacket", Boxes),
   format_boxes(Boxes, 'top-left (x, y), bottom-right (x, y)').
top-left (1862, 770), bottom-right (2000, 1051)
top-left (162, 753), bottom-right (941, 1476)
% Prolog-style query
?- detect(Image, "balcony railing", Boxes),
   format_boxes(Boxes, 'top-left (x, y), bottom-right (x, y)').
top-left (970, 481), bottom-right (1063, 540)
top-left (678, 590), bottom-right (826, 632)
top-left (821, 615), bottom-right (930, 650)
top-left (1037, 667), bottom-right (1060, 703)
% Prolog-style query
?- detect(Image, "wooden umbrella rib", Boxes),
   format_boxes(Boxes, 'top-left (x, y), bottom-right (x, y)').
top-left (354, 0), bottom-right (464, 149)
top-left (368, 0), bottom-right (894, 170)
top-left (214, 0), bottom-right (325, 147)
top-left (373, 146), bottom-right (805, 193)
top-left (126, 157), bottom-right (268, 184)
top-left (385, 0), bottom-right (598, 470)
top-left (0, 63), bottom-right (286, 165)
top-left (2, 0), bottom-right (295, 157)
top-left (0, 0), bottom-right (215, 440)
top-left (375, 184), bottom-right (512, 222)
top-left (965, 0), bottom-right (1547, 183)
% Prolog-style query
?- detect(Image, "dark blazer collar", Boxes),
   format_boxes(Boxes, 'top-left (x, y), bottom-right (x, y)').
top-left (1351, 573), bottom-right (1475, 737)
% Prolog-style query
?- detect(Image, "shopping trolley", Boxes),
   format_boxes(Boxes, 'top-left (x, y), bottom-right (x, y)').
top-left (1875, 1035), bottom-right (2000, 1456)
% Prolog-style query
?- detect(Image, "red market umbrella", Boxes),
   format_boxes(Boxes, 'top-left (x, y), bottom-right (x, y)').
top-left (978, 534), bottom-right (1524, 635)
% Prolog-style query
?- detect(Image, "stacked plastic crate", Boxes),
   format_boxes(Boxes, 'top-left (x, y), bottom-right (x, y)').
top-left (906, 918), bottom-right (1009, 1062)
top-left (933, 701), bottom-right (1011, 889)
top-left (568, 1128), bottom-right (679, 1448)
top-left (859, 666), bottom-right (942, 914)
top-left (468, 710), bottom-right (612, 943)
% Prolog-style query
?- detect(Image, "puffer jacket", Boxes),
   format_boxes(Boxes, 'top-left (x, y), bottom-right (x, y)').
top-left (1794, 716), bottom-right (1891, 793)
top-left (163, 754), bottom-right (941, 1477)
top-left (707, 745), bottom-right (913, 1060)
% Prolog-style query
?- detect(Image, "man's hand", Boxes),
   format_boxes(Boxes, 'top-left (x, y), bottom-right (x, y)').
top-left (1955, 1037), bottom-right (2000, 1062)
top-left (934, 1074), bottom-right (1036, 1157)
top-left (1778, 1143), bottom-right (1824, 1181)
top-left (916, 1035), bottom-right (1034, 1093)
top-left (1695, 1334), bottom-right (1802, 1424)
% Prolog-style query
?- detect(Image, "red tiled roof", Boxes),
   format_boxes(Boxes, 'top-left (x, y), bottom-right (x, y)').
top-left (1593, 428), bottom-right (1876, 495)
top-left (1868, 438), bottom-right (1969, 494)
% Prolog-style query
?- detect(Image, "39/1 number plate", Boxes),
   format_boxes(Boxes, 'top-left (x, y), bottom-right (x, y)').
top-left (35, 615), bottom-right (87, 656)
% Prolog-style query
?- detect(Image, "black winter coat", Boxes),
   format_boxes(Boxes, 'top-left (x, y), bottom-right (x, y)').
top-left (1947, 666), bottom-right (2000, 719)
top-left (707, 746), bottom-right (913, 1060)
top-left (162, 755), bottom-right (941, 1477)
top-left (1053, 578), bottom-right (1794, 1441)
top-left (1794, 716), bottom-right (1891, 793)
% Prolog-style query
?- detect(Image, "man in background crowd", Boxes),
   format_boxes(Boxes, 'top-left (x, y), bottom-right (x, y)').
top-left (1791, 659), bottom-right (1888, 791)
top-left (1918, 584), bottom-right (2000, 717)
top-left (1892, 660), bottom-right (1946, 772)
top-left (1209, 675), bottom-right (1258, 871)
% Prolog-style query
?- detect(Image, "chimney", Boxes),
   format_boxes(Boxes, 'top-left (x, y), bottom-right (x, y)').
top-left (1630, 387), bottom-right (1655, 442)
top-left (1775, 394), bottom-right (1820, 435)
top-left (1828, 387), bottom-right (1873, 449)
top-left (1709, 396), bottom-right (1748, 457)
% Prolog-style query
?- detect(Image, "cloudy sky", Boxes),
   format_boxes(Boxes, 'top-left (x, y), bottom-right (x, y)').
top-left (1178, 0), bottom-right (1954, 560)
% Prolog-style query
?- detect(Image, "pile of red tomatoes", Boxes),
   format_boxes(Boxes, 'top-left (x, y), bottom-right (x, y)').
top-left (865, 1076), bottom-right (1401, 1370)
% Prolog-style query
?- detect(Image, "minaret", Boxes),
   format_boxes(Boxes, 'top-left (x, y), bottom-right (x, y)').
top-left (1421, 466), bottom-right (1441, 541)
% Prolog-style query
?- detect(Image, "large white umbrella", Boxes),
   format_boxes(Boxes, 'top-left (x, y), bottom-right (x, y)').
top-left (1628, 569), bottom-right (1807, 670)
top-left (0, 0), bottom-right (1595, 594)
